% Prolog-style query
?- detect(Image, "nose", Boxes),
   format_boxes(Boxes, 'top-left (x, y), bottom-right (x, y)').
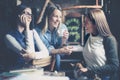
top-left (84, 20), bottom-right (88, 27)
top-left (84, 22), bottom-right (86, 28)
top-left (57, 17), bottom-right (61, 22)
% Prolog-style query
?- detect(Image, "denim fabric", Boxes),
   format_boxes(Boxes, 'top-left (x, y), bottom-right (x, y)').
top-left (6, 29), bottom-right (26, 69)
top-left (9, 29), bottom-right (26, 48)
top-left (35, 28), bottom-right (62, 71)
top-left (35, 24), bottom-right (68, 71)
top-left (39, 29), bottom-right (62, 51)
top-left (6, 29), bottom-right (40, 69)
top-left (55, 54), bottom-right (61, 71)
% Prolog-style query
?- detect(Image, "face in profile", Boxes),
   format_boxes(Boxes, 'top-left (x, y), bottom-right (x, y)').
top-left (84, 17), bottom-right (97, 35)
top-left (48, 9), bottom-right (62, 29)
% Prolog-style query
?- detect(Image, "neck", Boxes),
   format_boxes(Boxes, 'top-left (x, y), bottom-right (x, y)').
top-left (49, 26), bottom-right (55, 32)
top-left (17, 25), bottom-right (25, 33)
top-left (92, 28), bottom-right (99, 36)
top-left (92, 32), bottom-right (98, 36)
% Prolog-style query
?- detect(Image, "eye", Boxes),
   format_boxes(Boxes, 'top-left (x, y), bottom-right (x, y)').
top-left (22, 12), bottom-right (32, 17)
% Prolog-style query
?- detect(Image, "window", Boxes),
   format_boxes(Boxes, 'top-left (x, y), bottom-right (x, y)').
top-left (64, 12), bottom-right (84, 45)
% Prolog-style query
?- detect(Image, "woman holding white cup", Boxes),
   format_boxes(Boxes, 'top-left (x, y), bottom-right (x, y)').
top-left (57, 23), bottom-right (69, 46)
top-left (35, 2), bottom-right (72, 71)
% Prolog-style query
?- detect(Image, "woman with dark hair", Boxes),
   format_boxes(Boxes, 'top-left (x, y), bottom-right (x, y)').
top-left (4, 4), bottom-right (49, 70)
top-left (76, 9), bottom-right (119, 80)
top-left (35, 2), bottom-right (72, 71)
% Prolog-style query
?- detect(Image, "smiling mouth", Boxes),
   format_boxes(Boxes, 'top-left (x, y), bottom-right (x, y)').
top-left (54, 22), bottom-right (59, 24)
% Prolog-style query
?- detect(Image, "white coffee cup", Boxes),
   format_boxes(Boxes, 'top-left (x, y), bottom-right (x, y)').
top-left (57, 23), bottom-right (68, 37)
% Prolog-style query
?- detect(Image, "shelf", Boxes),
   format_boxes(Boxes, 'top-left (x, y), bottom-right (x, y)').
top-left (63, 5), bottom-right (102, 10)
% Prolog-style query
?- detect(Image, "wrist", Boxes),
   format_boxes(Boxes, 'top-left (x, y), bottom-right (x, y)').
top-left (62, 44), bottom-right (67, 47)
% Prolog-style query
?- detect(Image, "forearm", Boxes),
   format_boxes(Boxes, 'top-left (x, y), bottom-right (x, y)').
top-left (33, 30), bottom-right (49, 58)
top-left (87, 62), bottom-right (119, 76)
top-left (50, 47), bottom-right (72, 55)
top-left (50, 48), bottom-right (61, 55)
top-left (24, 30), bottom-right (35, 52)
top-left (34, 51), bottom-right (49, 59)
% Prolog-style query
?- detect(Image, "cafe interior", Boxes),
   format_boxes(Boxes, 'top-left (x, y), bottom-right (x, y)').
top-left (0, 0), bottom-right (120, 80)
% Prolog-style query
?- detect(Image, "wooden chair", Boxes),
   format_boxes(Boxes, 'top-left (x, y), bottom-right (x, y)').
top-left (31, 56), bottom-right (55, 71)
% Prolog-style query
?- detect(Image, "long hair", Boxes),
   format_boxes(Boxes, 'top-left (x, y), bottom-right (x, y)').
top-left (41, 2), bottom-right (62, 34)
top-left (87, 9), bottom-right (112, 37)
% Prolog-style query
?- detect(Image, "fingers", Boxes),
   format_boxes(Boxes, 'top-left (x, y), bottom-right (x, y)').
top-left (63, 30), bottom-right (69, 39)
top-left (20, 14), bottom-right (31, 28)
top-left (21, 49), bottom-right (26, 54)
top-left (75, 63), bottom-right (88, 72)
top-left (76, 63), bottom-right (84, 69)
top-left (22, 53), bottom-right (35, 59)
top-left (22, 54), bottom-right (32, 62)
top-left (80, 68), bottom-right (88, 72)
top-left (61, 47), bottom-right (72, 55)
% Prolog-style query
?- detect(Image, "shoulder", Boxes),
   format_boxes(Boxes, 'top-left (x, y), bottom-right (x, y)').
top-left (5, 34), bottom-right (12, 39)
top-left (32, 29), bottom-right (40, 36)
top-left (34, 28), bottom-right (43, 36)
top-left (60, 23), bottom-right (66, 26)
top-left (4, 33), bottom-right (16, 42)
top-left (5, 29), bottom-right (17, 38)
top-left (103, 35), bottom-right (117, 44)
top-left (34, 27), bottom-right (42, 33)
top-left (32, 29), bottom-right (37, 33)
top-left (103, 35), bottom-right (118, 50)
top-left (60, 23), bottom-right (67, 29)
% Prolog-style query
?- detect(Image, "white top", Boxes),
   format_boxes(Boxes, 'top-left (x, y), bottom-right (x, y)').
top-left (83, 34), bottom-right (106, 69)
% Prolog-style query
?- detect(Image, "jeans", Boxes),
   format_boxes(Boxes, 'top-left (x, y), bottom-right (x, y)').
top-left (55, 54), bottom-right (61, 71)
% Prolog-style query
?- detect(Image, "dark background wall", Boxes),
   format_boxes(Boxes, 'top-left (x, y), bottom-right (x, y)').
top-left (0, 0), bottom-right (16, 57)
top-left (0, 0), bottom-right (120, 68)
top-left (105, 0), bottom-right (120, 61)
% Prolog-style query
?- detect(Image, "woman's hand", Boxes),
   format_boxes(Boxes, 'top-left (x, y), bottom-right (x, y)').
top-left (63, 30), bottom-right (69, 39)
top-left (76, 63), bottom-right (88, 72)
top-left (20, 13), bottom-right (32, 29)
top-left (59, 46), bottom-right (73, 55)
top-left (80, 68), bottom-right (88, 72)
top-left (21, 49), bottom-right (35, 62)
top-left (22, 53), bottom-right (35, 62)
top-left (62, 30), bottom-right (69, 45)
top-left (22, 53), bottom-right (35, 59)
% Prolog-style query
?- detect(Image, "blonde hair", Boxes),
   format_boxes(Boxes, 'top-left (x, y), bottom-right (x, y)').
top-left (87, 9), bottom-right (112, 37)
top-left (41, 2), bottom-right (62, 34)
top-left (41, 12), bottom-right (61, 34)
top-left (41, 16), bottom-right (48, 34)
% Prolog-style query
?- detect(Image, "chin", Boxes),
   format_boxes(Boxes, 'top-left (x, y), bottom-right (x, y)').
top-left (54, 25), bottom-right (59, 28)
top-left (86, 31), bottom-right (90, 34)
